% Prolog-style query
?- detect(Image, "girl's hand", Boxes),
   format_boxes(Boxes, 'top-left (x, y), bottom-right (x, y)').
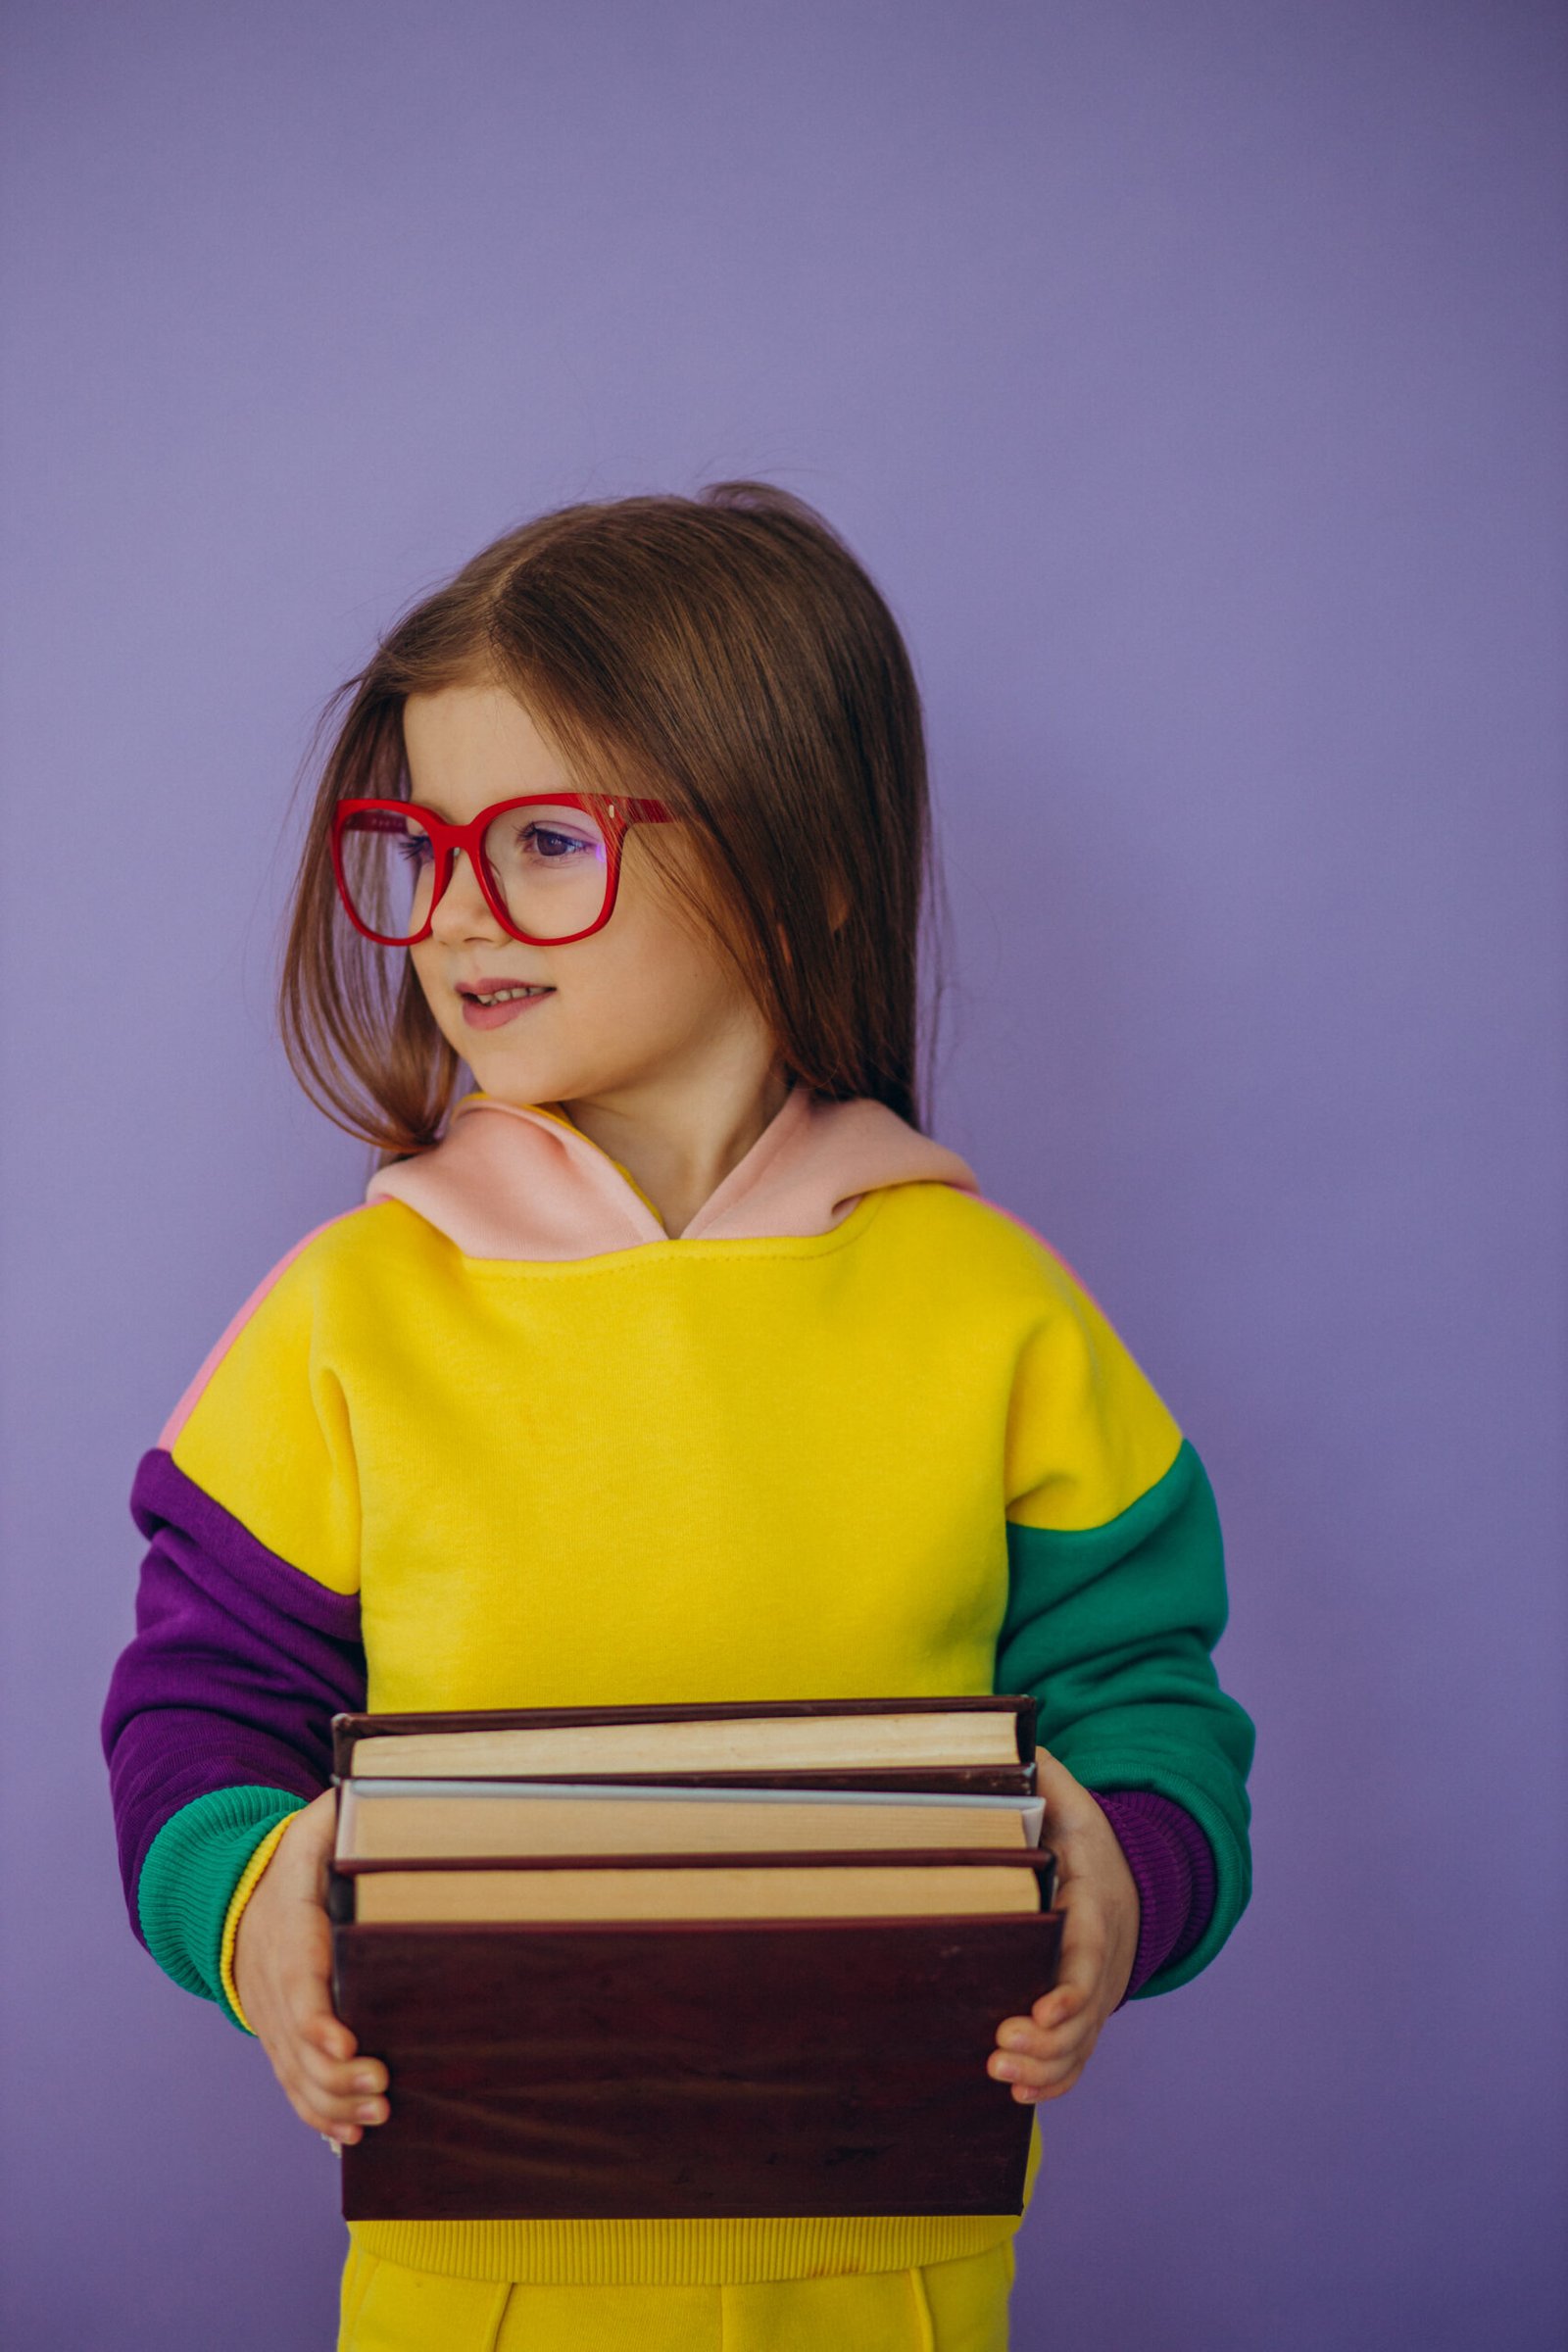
top-left (231, 1788), bottom-right (389, 2147)
top-left (987, 1748), bottom-right (1140, 2104)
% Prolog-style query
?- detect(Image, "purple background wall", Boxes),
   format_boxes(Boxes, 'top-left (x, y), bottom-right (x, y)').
top-left (1, 4), bottom-right (1562, 2345)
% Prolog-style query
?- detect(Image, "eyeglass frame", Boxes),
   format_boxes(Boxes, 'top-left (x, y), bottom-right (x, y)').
top-left (329, 792), bottom-right (676, 948)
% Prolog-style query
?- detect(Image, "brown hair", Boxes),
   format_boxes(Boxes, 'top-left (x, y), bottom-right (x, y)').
top-left (278, 480), bottom-right (951, 1157)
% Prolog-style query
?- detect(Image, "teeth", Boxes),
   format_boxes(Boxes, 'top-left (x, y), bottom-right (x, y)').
top-left (472, 986), bottom-right (547, 1004)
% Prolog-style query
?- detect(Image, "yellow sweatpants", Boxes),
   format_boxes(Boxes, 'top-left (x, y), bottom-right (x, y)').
top-left (336, 2235), bottom-right (1015, 2350)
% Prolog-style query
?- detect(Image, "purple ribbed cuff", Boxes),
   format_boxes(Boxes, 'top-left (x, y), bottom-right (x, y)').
top-left (1090, 1788), bottom-right (1217, 2004)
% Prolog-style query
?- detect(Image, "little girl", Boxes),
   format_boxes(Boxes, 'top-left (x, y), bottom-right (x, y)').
top-left (103, 480), bottom-right (1254, 2352)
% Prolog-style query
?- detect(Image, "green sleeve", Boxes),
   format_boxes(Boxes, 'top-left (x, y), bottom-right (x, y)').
top-left (996, 1438), bottom-right (1255, 1997)
top-left (137, 1786), bottom-right (306, 2031)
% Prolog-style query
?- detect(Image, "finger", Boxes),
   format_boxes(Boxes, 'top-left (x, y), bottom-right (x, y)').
top-left (296, 2041), bottom-right (387, 2104)
top-left (993, 2009), bottom-right (1081, 2062)
top-left (302, 2080), bottom-right (391, 2128)
top-left (1014, 2057), bottom-right (1087, 2104)
top-left (1036, 1916), bottom-right (1105, 2029)
top-left (296, 2041), bottom-right (387, 2097)
top-left (1032, 1982), bottom-right (1089, 2034)
top-left (1053, 1895), bottom-right (1107, 1984)
top-left (282, 2062), bottom-right (388, 2136)
top-left (304, 2016), bottom-right (360, 2067)
top-left (316, 2118), bottom-right (365, 2146)
top-left (285, 2082), bottom-right (365, 2143)
top-left (288, 1975), bottom-right (358, 2063)
top-left (992, 2012), bottom-right (1038, 2049)
top-left (992, 2032), bottom-right (1091, 2088)
top-left (1006, 2035), bottom-right (1097, 2097)
top-left (292, 2071), bottom-right (388, 2124)
top-left (295, 2031), bottom-right (384, 2091)
top-left (997, 2000), bottom-right (1096, 2057)
top-left (990, 2015), bottom-right (1094, 2083)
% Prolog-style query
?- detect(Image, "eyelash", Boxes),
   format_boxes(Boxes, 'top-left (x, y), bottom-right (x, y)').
top-left (391, 820), bottom-right (599, 869)
top-left (514, 824), bottom-right (593, 859)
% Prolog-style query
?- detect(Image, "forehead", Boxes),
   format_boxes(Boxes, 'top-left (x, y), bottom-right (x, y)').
top-left (402, 682), bottom-right (572, 816)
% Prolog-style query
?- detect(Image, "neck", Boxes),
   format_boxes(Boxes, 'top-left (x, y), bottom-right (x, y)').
top-left (553, 1056), bottom-right (795, 1238)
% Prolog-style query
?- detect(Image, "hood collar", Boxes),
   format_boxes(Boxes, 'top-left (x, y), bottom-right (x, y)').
top-left (366, 1085), bottom-right (978, 1260)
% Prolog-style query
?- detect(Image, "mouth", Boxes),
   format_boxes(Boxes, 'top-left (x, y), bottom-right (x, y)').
top-left (456, 976), bottom-right (556, 1029)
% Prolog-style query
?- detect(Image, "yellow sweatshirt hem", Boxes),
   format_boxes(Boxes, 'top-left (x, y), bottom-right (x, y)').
top-left (347, 2207), bottom-right (1026, 2286)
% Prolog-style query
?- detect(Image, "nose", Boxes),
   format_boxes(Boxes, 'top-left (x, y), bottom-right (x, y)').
top-left (429, 845), bottom-right (506, 942)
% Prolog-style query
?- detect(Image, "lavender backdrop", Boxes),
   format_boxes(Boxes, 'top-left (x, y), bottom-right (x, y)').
top-left (1, 4), bottom-right (1562, 2346)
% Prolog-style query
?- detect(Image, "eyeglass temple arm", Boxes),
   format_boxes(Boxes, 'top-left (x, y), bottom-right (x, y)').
top-left (610, 798), bottom-right (674, 825)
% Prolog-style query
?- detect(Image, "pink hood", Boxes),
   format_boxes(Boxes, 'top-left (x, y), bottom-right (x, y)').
top-left (366, 1086), bottom-right (979, 1260)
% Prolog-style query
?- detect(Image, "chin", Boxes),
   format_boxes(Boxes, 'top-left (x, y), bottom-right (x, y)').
top-left (462, 1042), bottom-right (577, 1103)
top-left (465, 1053), bottom-right (547, 1101)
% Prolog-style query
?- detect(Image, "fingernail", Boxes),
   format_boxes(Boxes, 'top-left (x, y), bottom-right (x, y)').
top-left (994, 2059), bottom-right (1020, 2080)
top-left (357, 2102), bottom-right (381, 2122)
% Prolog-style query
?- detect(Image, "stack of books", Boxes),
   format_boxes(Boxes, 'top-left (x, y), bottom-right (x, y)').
top-left (328, 1694), bottom-right (1061, 2222)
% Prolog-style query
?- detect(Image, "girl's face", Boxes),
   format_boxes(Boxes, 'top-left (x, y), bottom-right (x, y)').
top-left (402, 680), bottom-right (775, 1113)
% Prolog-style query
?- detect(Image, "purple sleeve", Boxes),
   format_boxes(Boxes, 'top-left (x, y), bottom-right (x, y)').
top-left (1090, 1788), bottom-right (1217, 2004)
top-left (100, 1446), bottom-right (367, 1945)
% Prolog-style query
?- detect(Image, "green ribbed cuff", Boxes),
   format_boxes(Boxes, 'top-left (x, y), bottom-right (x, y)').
top-left (137, 1787), bottom-right (307, 2031)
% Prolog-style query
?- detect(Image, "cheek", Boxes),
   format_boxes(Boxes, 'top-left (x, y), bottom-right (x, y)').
top-left (598, 911), bottom-right (744, 1040)
top-left (408, 948), bottom-right (461, 1039)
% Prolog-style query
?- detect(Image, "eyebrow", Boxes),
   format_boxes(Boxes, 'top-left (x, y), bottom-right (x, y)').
top-left (399, 790), bottom-right (592, 825)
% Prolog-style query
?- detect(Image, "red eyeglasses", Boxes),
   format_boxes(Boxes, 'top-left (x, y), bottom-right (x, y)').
top-left (330, 793), bottom-right (675, 948)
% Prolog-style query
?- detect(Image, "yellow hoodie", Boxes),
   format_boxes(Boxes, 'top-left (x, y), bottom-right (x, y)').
top-left (103, 1083), bottom-right (1254, 2286)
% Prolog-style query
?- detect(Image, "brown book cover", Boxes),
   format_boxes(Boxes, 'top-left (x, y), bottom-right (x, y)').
top-left (330, 1845), bottom-right (1061, 2222)
top-left (329, 1692), bottom-right (1040, 1789)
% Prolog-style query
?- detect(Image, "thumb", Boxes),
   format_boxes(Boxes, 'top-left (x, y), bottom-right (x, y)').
top-left (1033, 1747), bottom-right (1097, 1843)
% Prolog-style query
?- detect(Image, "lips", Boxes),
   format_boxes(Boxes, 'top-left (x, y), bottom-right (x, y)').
top-left (457, 975), bottom-right (556, 1031)
top-left (457, 976), bottom-right (555, 1004)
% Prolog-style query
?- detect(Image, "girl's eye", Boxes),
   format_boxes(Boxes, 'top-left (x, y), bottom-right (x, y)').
top-left (395, 833), bottom-right (433, 866)
top-left (520, 823), bottom-right (594, 860)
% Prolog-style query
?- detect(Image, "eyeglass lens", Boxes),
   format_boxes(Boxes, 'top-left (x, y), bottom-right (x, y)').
top-left (338, 804), bottom-right (612, 943)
